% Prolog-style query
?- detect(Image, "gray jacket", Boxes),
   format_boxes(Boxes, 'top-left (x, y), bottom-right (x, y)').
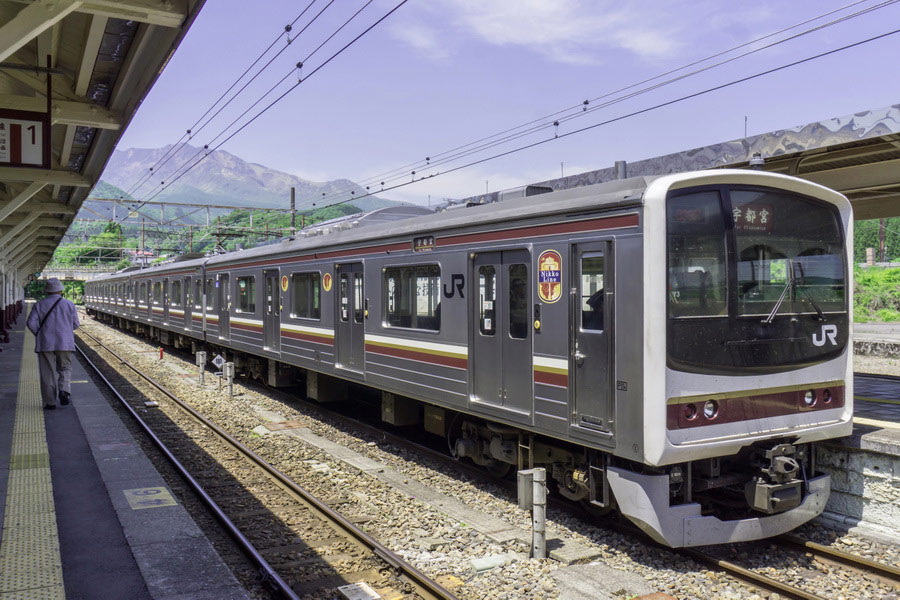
top-left (26, 295), bottom-right (80, 352)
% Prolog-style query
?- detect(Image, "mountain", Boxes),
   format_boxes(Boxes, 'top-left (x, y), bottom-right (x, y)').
top-left (98, 144), bottom-right (402, 212)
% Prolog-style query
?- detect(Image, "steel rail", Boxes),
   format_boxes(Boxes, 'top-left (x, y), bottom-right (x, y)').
top-left (855, 371), bottom-right (900, 383)
top-left (77, 327), bottom-right (459, 600)
top-left (777, 533), bottom-right (900, 582)
top-left (74, 338), bottom-right (300, 600)
top-left (680, 548), bottom-right (831, 600)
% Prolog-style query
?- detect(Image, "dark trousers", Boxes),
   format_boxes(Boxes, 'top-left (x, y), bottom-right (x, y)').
top-left (38, 351), bottom-right (73, 407)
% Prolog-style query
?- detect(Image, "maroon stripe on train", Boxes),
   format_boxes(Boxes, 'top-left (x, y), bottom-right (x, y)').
top-left (133, 269), bottom-right (195, 279)
top-left (436, 214), bottom-right (639, 247)
top-left (365, 343), bottom-right (467, 370)
top-left (666, 385), bottom-right (845, 430)
top-left (282, 330), bottom-right (334, 346)
top-left (231, 322), bottom-right (262, 333)
top-left (534, 370), bottom-right (568, 388)
top-left (207, 241), bottom-right (409, 272)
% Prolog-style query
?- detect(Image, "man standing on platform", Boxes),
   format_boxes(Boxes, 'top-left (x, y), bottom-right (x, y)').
top-left (26, 278), bottom-right (80, 410)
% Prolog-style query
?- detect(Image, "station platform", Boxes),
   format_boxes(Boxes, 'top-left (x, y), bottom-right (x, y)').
top-left (0, 314), bottom-right (248, 599)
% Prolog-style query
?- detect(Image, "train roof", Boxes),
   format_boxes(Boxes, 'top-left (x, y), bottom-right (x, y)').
top-left (85, 170), bottom-right (850, 283)
top-left (88, 176), bottom-right (654, 281)
top-left (204, 175), bottom-right (655, 268)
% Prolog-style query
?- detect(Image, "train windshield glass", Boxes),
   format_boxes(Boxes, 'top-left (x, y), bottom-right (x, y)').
top-left (732, 189), bottom-right (845, 316)
top-left (667, 185), bottom-right (847, 373)
top-left (667, 191), bottom-right (728, 318)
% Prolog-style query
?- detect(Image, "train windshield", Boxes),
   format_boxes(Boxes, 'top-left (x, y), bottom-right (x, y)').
top-left (667, 186), bottom-right (847, 374)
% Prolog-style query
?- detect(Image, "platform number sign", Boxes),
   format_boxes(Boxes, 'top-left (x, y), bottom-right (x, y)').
top-left (0, 109), bottom-right (50, 168)
top-left (212, 354), bottom-right (225, 369)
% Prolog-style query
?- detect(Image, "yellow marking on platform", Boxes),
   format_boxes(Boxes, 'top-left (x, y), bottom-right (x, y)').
top-left (123, 487), bottom-right (177, 510)
top-left (0, 332), bottom-right (65, 600)
top-left (854, 395), bottom-right (900, 405)
top-left (854, 416), bottom-right (900, 430)
top-left (70, 380), bottom-right (89, 384)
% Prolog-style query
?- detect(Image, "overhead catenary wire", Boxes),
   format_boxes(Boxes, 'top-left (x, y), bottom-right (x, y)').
top-left (297, 0), bottom-right (900, 211)
top-left (300, 27), bottom-right (900, 214)
top-left (121, 0), bottom-right (323, 199)
top-left (132, 0), bottom-right (373, 207)
top-left (131, 0), bottom-right (411, 208)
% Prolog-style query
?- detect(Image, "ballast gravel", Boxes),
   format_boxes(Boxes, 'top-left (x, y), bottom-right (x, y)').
top-left (78, 319), bottom-right (900, 600)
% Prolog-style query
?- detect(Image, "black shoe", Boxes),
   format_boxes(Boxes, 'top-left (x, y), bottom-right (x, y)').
top-left (43, 405), bottom-right (56, 410)
top-left (59, 391), bottom-right (71, 406)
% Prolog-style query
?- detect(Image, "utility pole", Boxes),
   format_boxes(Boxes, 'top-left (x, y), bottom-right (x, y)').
top-left (189, 225), bottom-right (193, 253)
top-left (290, 187), bottom-right (296, 236)
top-left (879, 218), bottom-right (887, 262)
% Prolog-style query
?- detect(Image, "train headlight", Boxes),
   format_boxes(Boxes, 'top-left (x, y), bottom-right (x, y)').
top-left (803, 390), bottom-right (816, 406)
top-left (702, 400), bottom-right (718, 420)
top-left (683, 404), bottom-right (697, 420)
top-left (822, 389), bottom-right (832, 404)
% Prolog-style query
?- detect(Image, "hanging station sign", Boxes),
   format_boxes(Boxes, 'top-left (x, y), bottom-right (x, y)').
top-left (0, 109), bottom-right (51, 169)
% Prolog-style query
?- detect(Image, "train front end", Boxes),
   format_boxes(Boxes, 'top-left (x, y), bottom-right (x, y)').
top-left (626, 170), bottom-right (853, 546)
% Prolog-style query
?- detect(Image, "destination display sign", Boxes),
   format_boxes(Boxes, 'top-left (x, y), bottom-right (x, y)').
top-left (732, 203), bottom-right (774, 233)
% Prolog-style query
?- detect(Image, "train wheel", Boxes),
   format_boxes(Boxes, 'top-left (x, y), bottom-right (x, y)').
top-left (485, 460), bottom-right (512, 478)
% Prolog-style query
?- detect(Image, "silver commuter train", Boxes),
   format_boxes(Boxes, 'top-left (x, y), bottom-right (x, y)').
top-left (85, 169), bottom-right (853, 547)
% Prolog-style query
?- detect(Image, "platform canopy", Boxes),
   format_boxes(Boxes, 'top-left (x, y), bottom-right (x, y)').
top-left (0, 0), bottom-right (206, 279)
top-left (517, 104), bottom-right (900, 221)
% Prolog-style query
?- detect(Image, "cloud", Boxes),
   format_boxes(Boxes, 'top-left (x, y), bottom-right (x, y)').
top-left (388, 20), bottom-right (450, 62)
top-left (392, 0), bottom-right (690, 65)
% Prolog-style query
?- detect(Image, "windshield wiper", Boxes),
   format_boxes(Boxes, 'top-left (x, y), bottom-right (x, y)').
top-left (762, 260), bottom-right (826, 324)
top-left (762, 268), bottom-right (793, 325)
top-left (793, 261), bottom-right (826, 321)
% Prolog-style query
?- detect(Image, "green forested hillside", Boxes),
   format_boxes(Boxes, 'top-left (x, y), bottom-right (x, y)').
top-left (50, 203), bottom-right (361, 267)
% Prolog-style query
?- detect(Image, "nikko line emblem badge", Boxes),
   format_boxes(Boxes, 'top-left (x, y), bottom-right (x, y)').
top-left (537, 250), bottom-right (562, 303)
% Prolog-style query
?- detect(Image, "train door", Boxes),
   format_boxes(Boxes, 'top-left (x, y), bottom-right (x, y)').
top-left (335, 262), bottom-right (364, 373)
top-left (263, 269), bottom-right (281, 352)
top-left (218, 274), bottom-right (230, 341)
top-left (162, 278), bottom-right (169, 322)
top-left (183, 277), bottom-right (192, 330)
top-left (471, 250), bottom-right (532, 415)
top-left (570, 241), bottom-right (613, 432)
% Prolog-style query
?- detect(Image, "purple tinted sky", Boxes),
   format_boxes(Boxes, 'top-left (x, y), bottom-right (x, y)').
top-left (116, 0), bottom-right (900, 207)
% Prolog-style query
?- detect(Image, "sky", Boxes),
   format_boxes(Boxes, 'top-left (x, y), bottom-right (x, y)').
top-left (114, 0), bottom-right (900, 209)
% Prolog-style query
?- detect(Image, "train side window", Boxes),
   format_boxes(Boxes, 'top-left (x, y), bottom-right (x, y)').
top-left (339, 274), bottom-right (350, 322)
top-left (384, 265), bottom-right (440, 330)
top-left (291, 272), bottom-right (321, 319)
top-left (236, 276), bottom-right (255, 312)
top-left (152, 282), bottom-right (162, 304)
top-left (478, 266), bottom-right (496, 336)
top-left (385, 267), bottom-right (412, 327)
top-left (194, 280), bottom-right (202, 309)
top-left (508, 263), bottom-right (528, 339)
top-left (581, 253), bottom-right (605, 331)
top-left (140, 282), bottom-right (147, 303)
top-left (354, 273), bottom-right (364, 323)
top-left (171, 281), bottom-right (182, 307)
top-left (206, 278), bottom-right (215, 310)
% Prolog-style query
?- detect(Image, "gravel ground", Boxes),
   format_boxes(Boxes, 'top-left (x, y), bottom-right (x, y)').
top-left (854, 353), bottom-right (900, 377)
top-left (79, 317), bottom-right (900, 600)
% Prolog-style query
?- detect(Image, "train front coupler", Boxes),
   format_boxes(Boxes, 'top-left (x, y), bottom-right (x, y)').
top-left (744, 442), bottom-right (806, 514)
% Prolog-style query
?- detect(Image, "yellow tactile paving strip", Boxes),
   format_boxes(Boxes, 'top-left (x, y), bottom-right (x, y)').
top-left (0, 332), bottom-right (65, 600)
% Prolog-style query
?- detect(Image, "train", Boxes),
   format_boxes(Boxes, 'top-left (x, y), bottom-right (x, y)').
top-left (84, 169), bottom-right (853, 547)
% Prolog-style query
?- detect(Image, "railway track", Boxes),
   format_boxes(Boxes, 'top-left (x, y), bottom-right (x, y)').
top-left (217, 358), bottom-right (900, 600)
top-left (76, 327), bottom-right (459, 600)
top-left (77, 317), bottom-right (900, 600)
